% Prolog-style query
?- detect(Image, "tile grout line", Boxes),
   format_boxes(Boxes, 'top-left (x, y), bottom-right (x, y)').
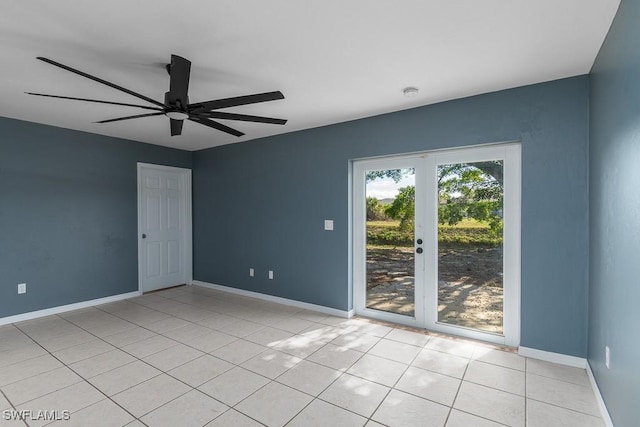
top-left (145, 296), bottom-right (605, 424)
top-left (10, 301), bottom-right (245, 425)
top-left (450, 354), bottom-right (531, 426)
top-left (8, 301), bottom-right (498, 426)
top-left (359, 327), bottom-right (425, 425)
top-left (0, 388), bottom-right (28, 427)
top-left (55, 306), bottom-right (272, 424)
top-left (9, 294), bottom-right (379, 425)
top-left (93, 288), bottom-right (356, 426)
top-left (524, 396), bottom-right (605, 419)
top-left (274, 327), bottom-right (389, 425)
top-left (223, 319), bottom-right (390, 423)
top-left (122, 287), bottom-right (335, 333)
top-left (224, 329), bottom-right (349, 425)
top-left (444, 349), bottom-right (473, 427)
top-left (99, 293), bottom-right (347, 364)
top-left (524, 370), bottom-right (594, 388)
top-left (11, 322), bottom-right (145, 427)
top-left (38, 323), bottom-right (239, 425)
top-left (277, 332), bottom-right (374, 425)
top-left (322, 335), bottom-right (487, 419)
top-left (6, 288), bottom-right (605, 426)
top-left (524, 357), bottom-right (602, 419)
top-left (452, 409), bottom-right (513, 427)
top-left (147, 291), bottom-right (325, 424)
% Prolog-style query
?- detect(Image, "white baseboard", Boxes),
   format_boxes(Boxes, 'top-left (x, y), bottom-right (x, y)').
top-left (518, 347), bottom-right (614, 427)
top-left (192, 280), bottom-right (353, 319)
top-left (0, 291), bottom-right (142, 326)
top-left (587, 362), bottom-right (615, 427)
top-left (519, 347), bottom-right (614, 425)
top-left (518, 346), bottom-right (587, 368)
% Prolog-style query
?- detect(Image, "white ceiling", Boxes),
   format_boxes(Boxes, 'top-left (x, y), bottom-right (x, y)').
top-left (0, 0), bottom-right (620, 151)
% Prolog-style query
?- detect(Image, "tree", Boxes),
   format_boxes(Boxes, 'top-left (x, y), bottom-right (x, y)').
top-left (384, 186), bottom-right (415, 231)
top-left (365, 162), bottom-right (501, 185)
top-left (366, 197), bottom-right (388, 221)
top-left (438, 162), bottom-right (503, 236)
top-left (365, 161), bottom-right (503, 237)
top-left (366, 169), bottom-right (413, 183)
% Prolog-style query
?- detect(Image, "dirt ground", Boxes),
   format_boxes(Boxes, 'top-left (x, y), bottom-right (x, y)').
top-left (366, 245), bottom-right (503, 333)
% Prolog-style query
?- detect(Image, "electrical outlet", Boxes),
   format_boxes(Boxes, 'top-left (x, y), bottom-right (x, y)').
top-left (324, 219), bottom-right (334, 231)
top-left (268, 270), bottom-right (274, 280)
top-left (605, 346), bottom-right (610, 369)
top-left (18, 283), bottom-right (26, 294)
top-left (249, 268), bottom-right (255, 277)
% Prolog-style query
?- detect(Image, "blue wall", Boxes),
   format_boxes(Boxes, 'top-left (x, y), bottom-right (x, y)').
top-left (194, 76), bottom-right (590, 357)
top-left (0, 77), bottom-right (593, 358)
top-left (0, 118), bottom-right (192, 318)
top-left (589, 0), bottom-right (640, 425)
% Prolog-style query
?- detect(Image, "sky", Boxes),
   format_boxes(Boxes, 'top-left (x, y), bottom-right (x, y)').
top-left (366, 173), bottom-right (415, 199)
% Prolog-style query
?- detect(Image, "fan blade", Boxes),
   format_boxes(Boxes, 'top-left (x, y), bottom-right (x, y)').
top-left (25, 92), bottom-right (164, 111)
top-left (170, 119), bottom-right (184, 136)
top-left (198, 111), bottom-right (287, 125)
top-left (188, 91), bottom-right (284, 111)
top-left (188, 117), bottom-right (244, 137)
top-left (95, 112), bottom-right (165, 124)
top-left (36, 57), bottom-right (166, 108)
top-left (167, 55), bottom-right (191, 107)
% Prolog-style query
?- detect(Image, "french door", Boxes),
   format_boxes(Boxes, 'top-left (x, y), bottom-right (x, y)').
top-left (353, 144), bottom-right (520, 346)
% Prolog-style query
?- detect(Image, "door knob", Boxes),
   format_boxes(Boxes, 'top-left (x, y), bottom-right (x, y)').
top-left (142, 233), bottom-right (147, 239)
top-left (416, 247), bottom-right (423, 254)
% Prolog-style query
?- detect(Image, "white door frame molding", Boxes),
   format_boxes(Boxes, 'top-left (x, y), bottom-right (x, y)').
top-left (423, 143), bottom-right (521, 347)
top-left (353, 154), bottom-right (427, 329)
top-left (352, 142), bottom-right (521, 347)
top-left (137, 162), bottom-right (193, 293)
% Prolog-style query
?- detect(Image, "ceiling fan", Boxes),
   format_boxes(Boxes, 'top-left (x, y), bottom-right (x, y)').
top-left (27, 55), bottom-right (287, 137)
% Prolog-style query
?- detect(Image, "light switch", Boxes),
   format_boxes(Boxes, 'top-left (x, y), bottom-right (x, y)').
top-left (324, 220), bottom-right (334, 231)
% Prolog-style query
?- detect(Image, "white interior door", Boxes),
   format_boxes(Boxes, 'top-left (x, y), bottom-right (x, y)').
top-left (138, 163), bottom-right (192, 293)
top-left (353, 143), bottom-right (521, 346)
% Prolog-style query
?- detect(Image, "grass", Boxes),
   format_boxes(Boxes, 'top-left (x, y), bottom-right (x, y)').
top-left (367, 219), bottom-right (502, 247)
top-left (368, 218), bottom-right (490, 229)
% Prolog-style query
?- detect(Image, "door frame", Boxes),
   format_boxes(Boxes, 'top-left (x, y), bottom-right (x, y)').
top-left (423, 143), bottom-right (521, 347)
top-left (353, 154), bottom-right (427, 328)
top-left (137, 162), bottom-right (193, 293)
top-left (351, 142), bottom-right (521, 347)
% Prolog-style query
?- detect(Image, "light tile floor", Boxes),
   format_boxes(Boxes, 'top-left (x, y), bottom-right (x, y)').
top-left (0, 285), bottom-right (604, 427)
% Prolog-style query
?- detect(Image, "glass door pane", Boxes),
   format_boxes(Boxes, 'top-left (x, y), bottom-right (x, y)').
top-left (365, 168), bottom-right (416, 317)
top-left (437, 161), bottom-right (504, 333)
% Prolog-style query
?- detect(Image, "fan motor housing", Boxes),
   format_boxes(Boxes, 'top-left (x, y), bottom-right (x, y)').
top-left (164, 92), bottom-right (189, 111)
